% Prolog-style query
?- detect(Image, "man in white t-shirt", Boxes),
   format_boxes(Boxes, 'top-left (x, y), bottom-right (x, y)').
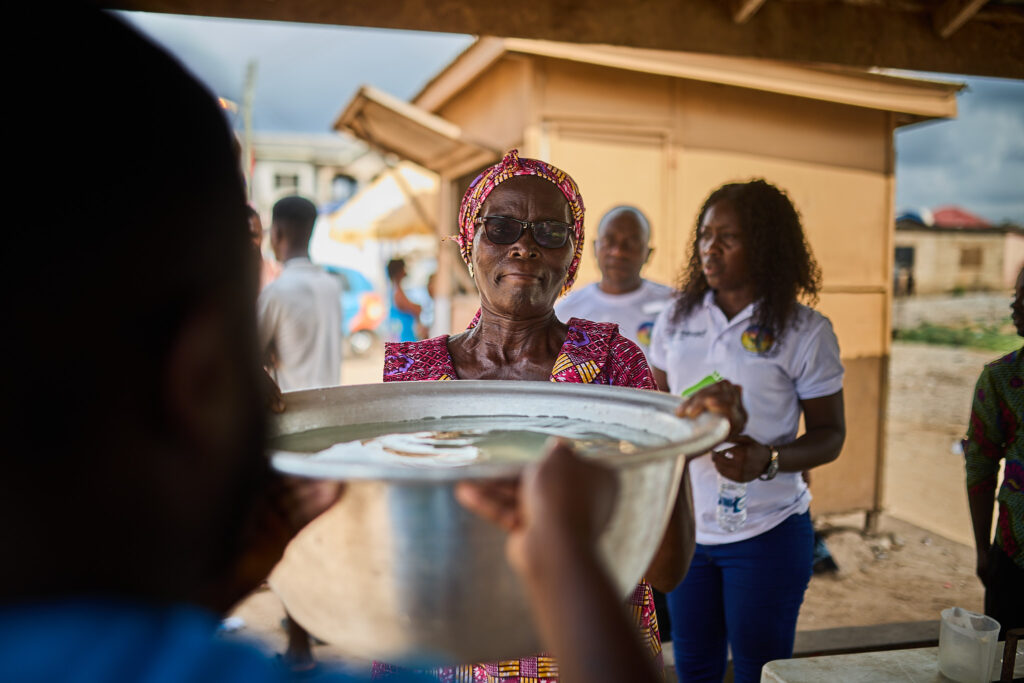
top-left (257, 196), bottom-right (342, 393)
top-left (555, 206), bottom-right (673, 355)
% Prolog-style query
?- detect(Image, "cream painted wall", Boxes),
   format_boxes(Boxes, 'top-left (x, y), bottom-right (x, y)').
top-left (547, 128), bottom-right (674, 288)
top-left (675, 80), bottom-right (890, 175)
top-left (538, 57), bottom-right (675, 127)
top-left (672, 150), bottom-right (892, 299)
top-left (437, 56), bottom-right (532, 154)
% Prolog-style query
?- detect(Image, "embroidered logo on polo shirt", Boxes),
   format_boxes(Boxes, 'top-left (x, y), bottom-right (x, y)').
top-left (636, 321), bottom-right (654, 347)
top-left (741, 324), bottom-right (775, 354)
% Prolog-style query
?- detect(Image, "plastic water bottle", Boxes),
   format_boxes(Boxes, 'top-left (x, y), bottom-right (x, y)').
top-left (717, 474), bottom-right (747, 532)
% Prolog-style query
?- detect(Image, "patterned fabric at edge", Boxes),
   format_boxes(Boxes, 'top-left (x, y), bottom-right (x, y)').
top-left (964, 347), bottom-right (1024, 569)
top-left (376, 317), bottom-right (662, 682)
top-left (454, 149), bottom-right (585, 297)
top-left (383, 318), bottom-right (654, 390)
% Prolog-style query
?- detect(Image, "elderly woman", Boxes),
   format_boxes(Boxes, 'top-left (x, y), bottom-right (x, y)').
top-left (374, 150), bottom-right (744, 683)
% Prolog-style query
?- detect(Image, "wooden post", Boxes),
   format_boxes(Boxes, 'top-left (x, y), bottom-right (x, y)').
top-left (433, 176), bottom-right (454, 336)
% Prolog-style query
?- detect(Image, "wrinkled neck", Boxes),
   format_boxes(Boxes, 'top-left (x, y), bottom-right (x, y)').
top-left (470, 307), bottom-right (563, 351)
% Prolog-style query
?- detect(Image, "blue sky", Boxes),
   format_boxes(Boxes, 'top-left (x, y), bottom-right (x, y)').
top-left (120, 11), bottom-right (1024, 224)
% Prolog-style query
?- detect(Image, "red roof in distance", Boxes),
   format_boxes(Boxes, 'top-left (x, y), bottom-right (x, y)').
top-left (932, 205), bottom-right (991, 229)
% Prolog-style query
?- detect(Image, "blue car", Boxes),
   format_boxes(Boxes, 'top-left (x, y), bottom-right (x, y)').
top-left (324, 265), bottom-right (386, 356)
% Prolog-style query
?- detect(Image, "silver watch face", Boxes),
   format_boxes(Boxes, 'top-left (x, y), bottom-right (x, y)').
top-left (761, 448), bottom-right (779, 480)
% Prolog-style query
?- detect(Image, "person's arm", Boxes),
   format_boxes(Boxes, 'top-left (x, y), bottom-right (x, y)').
top-left (196, 378), bottom-right (337, 614)
top-left (456, 441), bottom-right (660, 683)
top-left (645, 378), bottom-right (747, 590)
top-left (963, 367), bottom-right (1003, 586)
top-left (967, 482), bottom-right (996, 587)
top-left (711, 390), bottom-right (845, 482)
top-left (711, 317), bottom-right (846, 480)
top-left (644, 462), bottom-right (695, 592)
top-left (519, 531), bottom-right (661, 683)
top-left (256, 288), bottom-right (279, 367)
top-left (651, 366), bottom-right (669, 393)
top-left (198, 473), bottom-right (343, 614)
top-left (393, 284), bottom-right (422, 317)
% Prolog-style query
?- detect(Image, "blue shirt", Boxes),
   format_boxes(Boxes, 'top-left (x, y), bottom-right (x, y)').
top-left (0, 599), bottom-right (417, 683)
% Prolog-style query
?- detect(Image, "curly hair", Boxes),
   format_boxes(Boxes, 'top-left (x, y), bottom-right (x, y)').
top-left (672, 179), bottom-right (822, 338)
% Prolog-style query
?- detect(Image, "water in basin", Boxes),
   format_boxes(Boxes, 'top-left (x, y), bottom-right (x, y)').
top-left (271, 414), bottom-right (668, 468)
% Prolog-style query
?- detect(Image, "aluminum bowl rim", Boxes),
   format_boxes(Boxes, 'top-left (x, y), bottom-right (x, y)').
top-left (269, 380), bottom-right (728, 482)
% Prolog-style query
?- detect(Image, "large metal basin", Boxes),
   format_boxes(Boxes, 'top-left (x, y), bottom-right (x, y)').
top-left (268, 380), bottom-right (726, 665)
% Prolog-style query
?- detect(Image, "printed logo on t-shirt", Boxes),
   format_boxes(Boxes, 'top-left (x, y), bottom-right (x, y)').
top-left (741, 324), bottom-right (775, 354)
top-left (636, 321), bottom-right (654, 347)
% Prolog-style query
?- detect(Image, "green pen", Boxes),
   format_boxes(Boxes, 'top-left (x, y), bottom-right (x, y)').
top-left (681, 371), bottom-right (723, 398)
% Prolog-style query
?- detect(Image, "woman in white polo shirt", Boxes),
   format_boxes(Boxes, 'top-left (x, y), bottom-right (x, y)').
top-left (648, 180), bottom-right (846, 683)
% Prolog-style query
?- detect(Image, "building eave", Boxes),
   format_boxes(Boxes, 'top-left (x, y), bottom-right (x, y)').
top-left (414, 37), bottom-right (961, 123)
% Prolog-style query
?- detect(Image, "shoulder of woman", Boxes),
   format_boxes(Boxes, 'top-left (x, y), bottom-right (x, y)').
top-left (605, 332), bottom-right (656, 389)
top-left (565, 317), bottom-right (619, 338)
top-left (783, 304), bottom-right (836, 341)
top-left (986, 347), bottom-right (1022, 371)
top-left (651, 299), bottom-right (679, 326)
top-left (383, 336), bottom-right (452, 381)
top-left (385, 335), bottom-right (446, 353)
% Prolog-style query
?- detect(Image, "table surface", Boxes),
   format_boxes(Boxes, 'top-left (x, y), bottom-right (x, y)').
top-left (761, 644), bottom-right (1024, 683)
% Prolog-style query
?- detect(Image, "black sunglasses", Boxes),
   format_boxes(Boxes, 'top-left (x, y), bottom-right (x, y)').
top-left (476, 215), bottom-right (573, 249)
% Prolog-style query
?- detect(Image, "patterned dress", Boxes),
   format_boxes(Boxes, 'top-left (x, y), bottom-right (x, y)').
top-left (964, 347), bottom-right (1024, 569)
top-left (374, 317), bottom-right (663, 683)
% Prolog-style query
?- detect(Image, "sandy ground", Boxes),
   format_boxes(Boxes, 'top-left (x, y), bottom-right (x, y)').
top-left (228, 339), bottom-right (1008, 661)
top-left (797, 341), bottom-right (995, 630)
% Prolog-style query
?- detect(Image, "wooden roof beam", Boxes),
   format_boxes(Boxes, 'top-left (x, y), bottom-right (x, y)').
top-left (105, 0), bottom-right (1024, 79)
top-left (934, 0), bottom-right (989, 38)
top-left (732, 0), bottom-right (768, 24)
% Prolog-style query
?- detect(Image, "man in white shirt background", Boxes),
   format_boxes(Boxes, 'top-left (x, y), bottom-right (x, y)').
top-left (555, 206), bottom-right (674, 357)
top-left (257, 196), bottom-right (342, 392)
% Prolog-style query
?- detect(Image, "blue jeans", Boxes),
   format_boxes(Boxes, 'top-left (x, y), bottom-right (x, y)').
top-left (667, 511), bottom-right (813, 683)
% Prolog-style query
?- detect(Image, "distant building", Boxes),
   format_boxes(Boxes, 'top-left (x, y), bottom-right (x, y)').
top-left (894, 205), bottom-right (1024, 295)
top-left (248, 132), bottom-right (386, 220)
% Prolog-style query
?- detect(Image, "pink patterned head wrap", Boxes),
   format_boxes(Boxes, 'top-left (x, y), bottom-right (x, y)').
top-left (455, 149), bottom-right (585, 296)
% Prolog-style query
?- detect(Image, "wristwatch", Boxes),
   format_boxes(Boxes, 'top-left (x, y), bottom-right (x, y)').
top-left (759, 445), bottom-right (780, 481)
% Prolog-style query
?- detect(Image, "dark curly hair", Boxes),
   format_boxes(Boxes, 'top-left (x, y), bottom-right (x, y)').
top-left (672, 179), bottom-right (822, 338)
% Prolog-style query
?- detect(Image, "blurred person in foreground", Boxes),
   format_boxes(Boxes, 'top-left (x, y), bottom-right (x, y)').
top-left (258, 196), bottom-right (343, 391)
top-left (377, 149), bottom-right (746, 682)
top-left (554, 205), bottom-right (674, 358)
top-left (0, 9), bottom-right (722, 683)
top-left (649, 180), bottom-right (846, 683)
top-left (963, 265), bottom-right (1024, 638)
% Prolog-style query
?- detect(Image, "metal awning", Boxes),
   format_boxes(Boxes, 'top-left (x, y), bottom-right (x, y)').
top-left (335, 85), bottom-right (498, 177)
